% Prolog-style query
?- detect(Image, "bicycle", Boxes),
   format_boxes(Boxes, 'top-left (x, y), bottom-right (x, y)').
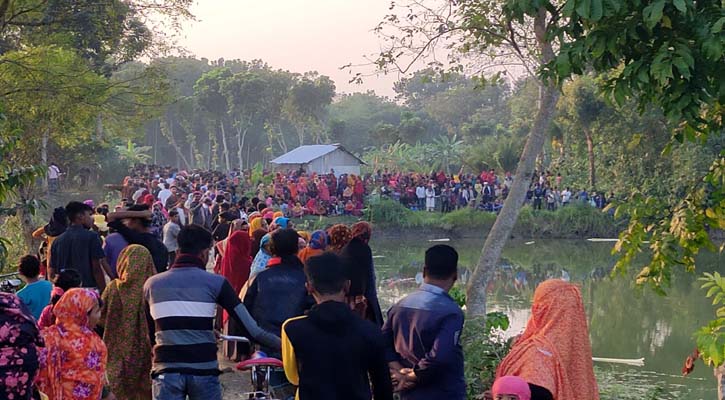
top-left (222, 335), bottom-right (294, 400)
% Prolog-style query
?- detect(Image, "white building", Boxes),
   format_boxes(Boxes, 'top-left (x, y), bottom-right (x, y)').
top-left (270, 144), bottom-right (365, 176)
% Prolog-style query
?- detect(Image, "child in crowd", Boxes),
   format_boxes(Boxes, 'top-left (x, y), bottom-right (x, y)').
top-left (491, 376), bottom-right (531, 400)
top-left (16, 255), bottom-right (53, 320)
top-left (37, 269), bottom-right (82, 328)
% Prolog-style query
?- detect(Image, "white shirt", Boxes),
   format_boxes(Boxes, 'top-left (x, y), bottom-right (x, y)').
top-left (48, 165), bottom-right (60, 179)
top-left (562, 190), bottom-right (572, 203)
top-left (416, 186), bottom-right (426, 199)
top-left (158, 189), bottom-right (172, 207)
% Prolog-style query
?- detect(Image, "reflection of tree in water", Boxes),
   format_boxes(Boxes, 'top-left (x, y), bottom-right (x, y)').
top-left (371, 237), bottom-right (719, 397)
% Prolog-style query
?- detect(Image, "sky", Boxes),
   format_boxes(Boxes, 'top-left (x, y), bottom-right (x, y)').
top-left (176, 0), bottom-right (403, 98)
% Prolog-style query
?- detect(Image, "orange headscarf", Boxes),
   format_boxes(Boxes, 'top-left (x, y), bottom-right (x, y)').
top-left (495, 280), bottom-right (599, 400)
top-left (38, 288), bottom-right (107, 400)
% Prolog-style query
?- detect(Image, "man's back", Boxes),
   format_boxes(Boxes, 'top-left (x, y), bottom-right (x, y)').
top-left (144, 267), bottom-right (230, 376)
top-left (383, 283), bottom-right (466, 400)
top-left (50, 225), bottom-right (104, 288)
top-left (282, 301), bottom-right (392, 400)
top-left (244, 260), bottom-right (310, 352)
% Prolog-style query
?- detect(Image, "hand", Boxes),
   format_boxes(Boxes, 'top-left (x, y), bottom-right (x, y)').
top-left (394, 368), bottom-right (417, 392)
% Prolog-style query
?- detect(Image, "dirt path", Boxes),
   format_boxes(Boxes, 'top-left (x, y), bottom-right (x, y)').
top-left (219, 355), bottom-right (254, 399)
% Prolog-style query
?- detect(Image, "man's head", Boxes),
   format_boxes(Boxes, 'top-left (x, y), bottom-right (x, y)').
top-left (168, 209), bottom-right (180, 224)
top-left (177, 224), bottom-right (214, 265)
top-left (65, 201), bottom-right (94, 228)
top-left (271, 228), bottom-right (300, 258)
top-left (18, 255), bottom-right (40, 280)
top-left (124, 204), bottom-right (152, 232)
top-left (304, 252), bottom-right (350, 302)
top-left (423, 245), bottom-right (458, 291)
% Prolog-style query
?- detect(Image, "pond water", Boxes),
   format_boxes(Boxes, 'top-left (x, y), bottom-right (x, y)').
top-left (369, 237), bottom-right (723, 399)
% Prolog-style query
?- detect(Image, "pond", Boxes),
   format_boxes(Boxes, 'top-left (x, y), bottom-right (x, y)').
top-left (369, 236), bottom-right (723, 399)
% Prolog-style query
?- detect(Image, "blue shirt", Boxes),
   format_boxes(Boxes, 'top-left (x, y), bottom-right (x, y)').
top-left (382, 283), bottom-right (465, 400)
top-left (17, 279), bottom-right (53, 320)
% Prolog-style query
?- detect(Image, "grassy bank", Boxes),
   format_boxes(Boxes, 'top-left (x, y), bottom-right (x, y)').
top-left (293, 199), bottom-right (623, 239)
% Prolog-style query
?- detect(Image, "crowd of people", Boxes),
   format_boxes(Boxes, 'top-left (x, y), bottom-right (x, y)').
top-left (0, 164), bottom-right (602, 400)
top-left (107, 165), bottom-right (612, 227)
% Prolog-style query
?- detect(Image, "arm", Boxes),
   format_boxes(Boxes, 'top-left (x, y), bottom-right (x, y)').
top-left (100, 258), bottom-right (116, 280)
top-left (90, 234), bottom-right (108, 293)
top-left (48, 240), bottom-right (59, 281)
top-left (91, 259), bottom-right (107, 294)
top-left (32, 227), bottom-right (45, 239)
top-left (217, 279), bottom-right (281, 350)
top-left (281, 320), bottom-right (299, 386)
top-left (369, 334), bottom-right (395, 400)
top-left (411, 313), bottom-right (464, 385)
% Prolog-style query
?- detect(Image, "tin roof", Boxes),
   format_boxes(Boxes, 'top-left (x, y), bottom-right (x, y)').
top-left (270, 144), bottom-right (365, 165)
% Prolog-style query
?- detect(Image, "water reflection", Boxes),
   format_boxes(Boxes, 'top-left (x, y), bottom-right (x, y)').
top-left (370, 237), bottom-right (721, 399)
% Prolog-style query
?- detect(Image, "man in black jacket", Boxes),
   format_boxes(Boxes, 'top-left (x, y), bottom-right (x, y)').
top-left (281, 252), bottom-right (393, 400)
top-left (242, 228), bottom-right (313, 356)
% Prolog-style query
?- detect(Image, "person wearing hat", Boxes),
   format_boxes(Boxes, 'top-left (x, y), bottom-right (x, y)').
top-left (107, 205), bottom-right (169, 273)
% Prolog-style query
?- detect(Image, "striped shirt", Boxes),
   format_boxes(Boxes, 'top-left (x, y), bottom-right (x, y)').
top-left (144, 265), bottom-right (281, 376)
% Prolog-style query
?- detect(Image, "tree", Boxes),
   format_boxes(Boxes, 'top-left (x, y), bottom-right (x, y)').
top-left (194, 68), bottom-right (233, 171)
top-left (282, 73), bottom-right (335, 146)
top-left (115, 140), bottom-right (152, 165)
top-left (557, 77), bottom-right (609, 189)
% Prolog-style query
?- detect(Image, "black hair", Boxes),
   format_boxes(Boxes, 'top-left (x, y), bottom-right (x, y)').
top-left (65, 201), bottom-right (93, 222)
top-left (51, 269), bottom-right (82, 305)
top-left (424, 245), bottom-right (459, 280)
top-left (18, 255), bottom-right (40, 278)
top-left (126, 204), bottom-right (152, 228)
top-left (305, 252), bottom-right (348, 295)
top-left (45, 207), bottom-right (68, 236)
top-left (177, 224), bottom-right (213, 255)
top-left (168, 209), bottom-right (179, 218)
top-left (271, 229), bottom-right (299, 258)
top-left (54, 269), bottom-right (82, 291)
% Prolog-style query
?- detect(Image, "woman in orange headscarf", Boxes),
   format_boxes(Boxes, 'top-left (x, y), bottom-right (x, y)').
top-left (495, 280), bottom-right (599, 400)
top-left (38, 288), bottom-right (109, 400)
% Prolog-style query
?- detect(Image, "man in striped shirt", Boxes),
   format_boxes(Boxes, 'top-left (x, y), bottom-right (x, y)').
top-left (144, 224), bottom-right (280, 400)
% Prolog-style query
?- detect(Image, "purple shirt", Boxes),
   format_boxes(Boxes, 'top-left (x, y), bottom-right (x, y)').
top-left (103, 232), bottom-right (128, 276)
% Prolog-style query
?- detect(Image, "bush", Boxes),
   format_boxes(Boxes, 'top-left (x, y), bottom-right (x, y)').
top-left (463, 312), bottom-right (513, 400)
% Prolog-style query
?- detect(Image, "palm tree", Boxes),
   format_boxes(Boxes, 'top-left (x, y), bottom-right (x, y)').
top-left (431, 134), bottom-right (464, 174)
top-left (115, 140), bottom-right (152, 165)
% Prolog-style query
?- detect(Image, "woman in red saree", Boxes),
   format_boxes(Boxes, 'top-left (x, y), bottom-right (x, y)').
top-left (495, 280), bottom-right (599, 400)
top-left (220, 220), bottom-right (253, 361)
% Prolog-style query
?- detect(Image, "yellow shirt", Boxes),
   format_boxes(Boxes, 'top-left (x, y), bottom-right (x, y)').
top-left (281, 315), bottom-right (308, 400)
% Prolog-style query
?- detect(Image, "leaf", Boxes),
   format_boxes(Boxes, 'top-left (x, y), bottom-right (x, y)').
top-left (590, 0), bottom-right (604, 20)
top-left (576, 0), bottom-right (592, 19)
top-left (673, 0), bottom-right (686, 13)
top-left (643, 0), bottom-right (666, 29)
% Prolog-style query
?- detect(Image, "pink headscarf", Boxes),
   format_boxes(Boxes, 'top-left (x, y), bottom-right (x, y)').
top-left (492, 376), bottom-right (531, 400)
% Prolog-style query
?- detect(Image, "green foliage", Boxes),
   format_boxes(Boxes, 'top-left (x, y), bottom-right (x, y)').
top-left (463, 313), bottom-right (512, 399)
top-left (115, 140), bottom-right (152, 165)
top-left (611, 154), bottom-right (725, 294)
top-left (696, 272), bottom-right (725, 367)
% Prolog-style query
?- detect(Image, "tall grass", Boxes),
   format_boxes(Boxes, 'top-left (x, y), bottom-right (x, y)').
top-left (365, 199), bottom-right (621, 238)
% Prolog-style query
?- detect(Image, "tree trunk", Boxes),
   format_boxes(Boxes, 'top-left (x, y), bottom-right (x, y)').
top-left (41, 129), bottom-right (48, 191)
top-left (716, 365), bottom-right (725, 400)
top-left (585, 127), bottom-right (596, 189)
top-left (237, 126), bottom-right (248, 171)
top-left (160, 117), bottom-right (191, 170)
top-left (95, 114), bottom-right (104, 140)
top-left (220, 120), bottom-right (231, 171)
top-left (465, 7), bottom-right (560, 319)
